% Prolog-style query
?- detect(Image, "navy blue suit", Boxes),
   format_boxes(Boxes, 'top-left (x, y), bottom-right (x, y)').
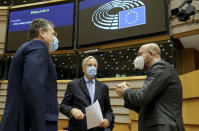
top-left (0, 40), bottom-right (58, 131)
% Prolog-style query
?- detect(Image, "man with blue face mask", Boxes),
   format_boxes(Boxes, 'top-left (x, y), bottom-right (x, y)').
top-left (60, 56), bottom-right (114, 131)
top-left (0, 18), bottom-right (58, 131)
top-left (115, 43), bottom-right (185, 131)
top-left (49, 36), bottom-right (59, 52)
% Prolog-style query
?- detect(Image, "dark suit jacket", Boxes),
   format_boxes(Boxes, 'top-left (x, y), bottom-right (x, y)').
top-left (0, 40), bottom-right (58, 131)
top-left (59, 78), bottom-right (114, 131)
top-left (123, 60), bottom-right (185, 131)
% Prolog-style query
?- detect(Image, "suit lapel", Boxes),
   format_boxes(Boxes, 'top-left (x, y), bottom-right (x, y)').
top-left (79, 78), bottom-right (91, 103)
top-left (94, 79), bottom-right (101, 102)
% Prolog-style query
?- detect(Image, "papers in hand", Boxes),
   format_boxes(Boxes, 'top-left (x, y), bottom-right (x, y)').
top-left (85, 100), bottom-right (103, 129)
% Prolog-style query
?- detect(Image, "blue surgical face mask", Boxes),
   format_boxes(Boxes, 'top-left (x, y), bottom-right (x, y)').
top-left (86, 66), bottom-right (97, 78)
top-left (49, 36), bottom-right (59, 52)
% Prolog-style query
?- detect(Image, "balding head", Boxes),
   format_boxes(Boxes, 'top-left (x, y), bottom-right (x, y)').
top-left (136, 43), bottom-right (161, 70)
top-left (140, 43), bottom-right (161, 56)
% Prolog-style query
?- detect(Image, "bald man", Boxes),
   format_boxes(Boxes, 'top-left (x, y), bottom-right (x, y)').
top-left (115, 43), bottom-right (185, 131)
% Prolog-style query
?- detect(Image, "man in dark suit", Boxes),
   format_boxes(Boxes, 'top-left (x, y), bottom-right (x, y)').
top-left (60, 56), bottom-right (114, 131)
top-left (0, 18), bottom-right (59, 131)
top-left (115, 43), bottom-right (185, 131)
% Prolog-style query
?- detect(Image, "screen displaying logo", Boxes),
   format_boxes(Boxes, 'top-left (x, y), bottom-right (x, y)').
top-left (92, 0), bottom-right (146, 30)
top-left (119, 6), bottom-right (145, 29)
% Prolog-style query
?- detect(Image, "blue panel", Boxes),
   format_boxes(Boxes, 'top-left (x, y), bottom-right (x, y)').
top-left (9, 3), bottom-right (74, 32)
top-left (119, 6), bottom-right (146, 29)
top-left (79, 0), bottom-right (111, 10)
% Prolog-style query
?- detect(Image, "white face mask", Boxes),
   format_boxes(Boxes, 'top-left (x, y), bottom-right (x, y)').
top-left (49, 36), bottom-right (59, 52)
top-left (134, 56), bottom-right (145, 70)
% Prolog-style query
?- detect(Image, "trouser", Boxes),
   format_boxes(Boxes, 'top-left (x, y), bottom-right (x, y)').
top-left (29, 121), bottom-right (57, 131)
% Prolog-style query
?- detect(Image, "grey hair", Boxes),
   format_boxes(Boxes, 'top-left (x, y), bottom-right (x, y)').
top-left (28, 18), bottom-right (54, 40)
top-left (82, 56), bottom-right (98, 68)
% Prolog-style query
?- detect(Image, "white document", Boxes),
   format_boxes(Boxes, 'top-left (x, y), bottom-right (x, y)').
top-left (85, 100), bottom-right (103, 129)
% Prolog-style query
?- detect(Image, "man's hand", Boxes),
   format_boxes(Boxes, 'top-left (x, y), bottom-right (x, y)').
top-left (99, 119), bottom-right (109, 128)
top-left (70, 108), bottom-right (85, 119)
top-left (115, 82), bottom-right (129, 97)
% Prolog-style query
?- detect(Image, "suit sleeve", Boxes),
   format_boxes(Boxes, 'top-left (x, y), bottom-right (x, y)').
top-left (104, 84), bottom-right (114, 125)
top-left (123, 63), bottom-right (170, 107)
top-left (124, 101), bottom-right (141, 113)
top-left (59, 81), bottom-right (73, 118)
top-left (22, 44), bottom-right (48, 131)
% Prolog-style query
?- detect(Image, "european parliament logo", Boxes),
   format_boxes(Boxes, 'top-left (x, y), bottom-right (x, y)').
top-left (92, 0), bottom-right (146, 30)
top-left (119, 6), bottom-right (146, 29)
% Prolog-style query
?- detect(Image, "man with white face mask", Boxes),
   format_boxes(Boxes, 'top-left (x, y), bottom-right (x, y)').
top-left (60, 56), bottom-right (114, 131)
top-left (0, 18), bottom-right (58, 131)
top-left (115, 43), bottom-right (185, 131)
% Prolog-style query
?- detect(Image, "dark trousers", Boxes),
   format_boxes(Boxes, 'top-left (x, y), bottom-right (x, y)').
top-left (29, 121), bottom-right (57, 131)
top-left (46, 121), bottom-right (58, 131)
